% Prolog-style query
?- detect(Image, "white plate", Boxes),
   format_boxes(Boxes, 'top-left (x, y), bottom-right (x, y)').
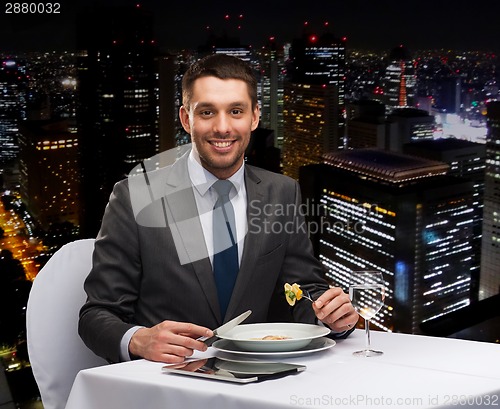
top-left (217, 322), bottom-right (331, 352)
top-left (213, 337), bottom-right (336, 358)
top-left (218, 323), bottom-right (330, 352)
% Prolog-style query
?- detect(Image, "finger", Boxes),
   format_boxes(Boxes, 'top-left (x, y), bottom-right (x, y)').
top-left (161, 321), bottom-right (213, 339)
top-left (143, 343), bottom-right (191, 364)
top-left (313, 292), bottom-right (351, 319)
top-left (147, 339), bottom-right (200, 363)
top-left (313, 287), bottom-right (343, 308)
top-left (160, 331), bottom-right (210, 353)
top-left (160, 342), bottom-right (197, 358)
top-left (325, 309), bottom-right (358, 327)
top-left (319, 301), bottom-right (354, 325)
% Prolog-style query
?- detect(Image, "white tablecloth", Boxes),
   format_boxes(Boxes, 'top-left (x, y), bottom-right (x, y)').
top-left (65, 330), bottom-right (500, 409)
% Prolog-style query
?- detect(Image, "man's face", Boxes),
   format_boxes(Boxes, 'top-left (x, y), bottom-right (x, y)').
top-left (179, 76), bottom-right (260, 179)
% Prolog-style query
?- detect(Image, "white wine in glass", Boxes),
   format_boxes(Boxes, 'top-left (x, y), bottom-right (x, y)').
top-left (349, 271), bottom-right (385, 357)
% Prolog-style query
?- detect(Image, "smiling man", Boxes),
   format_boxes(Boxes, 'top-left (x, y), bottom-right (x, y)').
top-left (79, 54), bottom-right (358, 364)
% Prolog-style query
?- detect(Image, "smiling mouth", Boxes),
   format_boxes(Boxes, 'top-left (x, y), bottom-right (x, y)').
top-left (210, 140), bottom-right (234, 148)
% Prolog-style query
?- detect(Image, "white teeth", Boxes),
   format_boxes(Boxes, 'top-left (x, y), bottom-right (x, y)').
top-left (213, 141), bottom-right (232, 148)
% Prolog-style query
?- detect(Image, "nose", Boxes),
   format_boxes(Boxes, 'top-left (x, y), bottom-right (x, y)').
top-left (212, 113), bottom-right (231, 136)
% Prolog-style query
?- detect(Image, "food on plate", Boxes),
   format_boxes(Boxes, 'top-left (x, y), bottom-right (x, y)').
top-left (261, 335), bottom-right (292, 340)
top-left (250, 335), bottom-right (292, 340)
top-left (284, 283), bottom-right (303, 306)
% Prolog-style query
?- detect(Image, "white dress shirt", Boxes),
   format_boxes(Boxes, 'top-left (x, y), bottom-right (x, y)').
top-left (187, 148), bottom-right (247, 265)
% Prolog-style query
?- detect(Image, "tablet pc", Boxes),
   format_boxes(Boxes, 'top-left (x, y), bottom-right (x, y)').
top-left (162, 357), bottom-right (306, 383)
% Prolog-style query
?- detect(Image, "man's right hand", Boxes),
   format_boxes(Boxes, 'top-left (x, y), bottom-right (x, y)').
top-left (129, 321), bottom-right (213, 363)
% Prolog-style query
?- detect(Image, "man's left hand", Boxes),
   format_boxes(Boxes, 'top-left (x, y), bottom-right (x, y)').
top-left (312, 287), bottom-right (359, 333)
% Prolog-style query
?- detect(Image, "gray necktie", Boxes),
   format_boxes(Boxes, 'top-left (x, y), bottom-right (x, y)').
top-left (212, 180), bottom-right (239, 318)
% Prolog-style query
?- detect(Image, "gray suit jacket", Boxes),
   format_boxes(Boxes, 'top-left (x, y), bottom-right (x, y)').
top-left (79, 152), bottom-right (335, 363)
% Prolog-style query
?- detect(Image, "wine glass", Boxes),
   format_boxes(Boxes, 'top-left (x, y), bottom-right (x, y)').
top-left (348, 271), bottom-right (385, 357)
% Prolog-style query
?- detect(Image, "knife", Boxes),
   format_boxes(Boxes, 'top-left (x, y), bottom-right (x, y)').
top-left (199, 310), bottom-right (252, 347)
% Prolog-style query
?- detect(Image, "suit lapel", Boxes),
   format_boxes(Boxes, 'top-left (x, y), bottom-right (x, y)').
top-left (225, 166), bottom-right (264, 319)
top-left (163, 153), bottom-right (222, 323)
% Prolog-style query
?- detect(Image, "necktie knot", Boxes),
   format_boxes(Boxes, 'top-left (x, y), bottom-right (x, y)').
top-left (212, 180), bottom-right (233, 204)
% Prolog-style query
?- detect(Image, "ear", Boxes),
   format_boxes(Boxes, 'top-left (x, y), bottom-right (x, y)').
top-left (179, 106), bottom-right (191, 134)
top-left (251, 105), bottom-right (260, 131)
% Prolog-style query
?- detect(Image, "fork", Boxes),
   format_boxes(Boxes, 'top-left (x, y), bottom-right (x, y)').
top-left (302, 289), bottom-right (315, 303)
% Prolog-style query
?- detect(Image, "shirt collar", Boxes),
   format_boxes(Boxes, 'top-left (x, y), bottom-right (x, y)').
top-left (188, 147), bottom-right (245, 197)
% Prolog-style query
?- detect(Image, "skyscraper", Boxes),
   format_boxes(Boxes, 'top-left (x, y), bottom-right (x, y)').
top-left (283, 26), bottom-right (346, 179)
top-left (386, 107), bottom-right (435, 152)
top-left (346, 99), bottom-right (387, 149)
top-left (258, 37), bottom-right (285, 150)
top-left (403, 139), bottom-right (485, 301)
top-left (18, 119), bottom-right (80, 231)
top-left (157, 52), bottom-right (181, 152)
top-left (76, 4), bottom-right (159, 237)
top-left (300, 149), bottom-right (474, 333)
top-left (282, 82), bottom-right (338, 179)
top-left (286, 26), bottom-right (346, 117)
top-left (0, 58), bottom-right (27, 165)
top-left (480, 101), bottom-right (500, 300)
top-left (383, 46), bottom-right (417, 112)
top-left (415, 52), bottom-right (461, 115)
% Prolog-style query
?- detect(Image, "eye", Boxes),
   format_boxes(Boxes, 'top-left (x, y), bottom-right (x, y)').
top-left (199, 110), bottom-right (213, 117)
top-left (230, 109), bottom-right (243, 115)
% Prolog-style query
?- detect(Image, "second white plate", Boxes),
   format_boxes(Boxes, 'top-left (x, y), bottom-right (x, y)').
top-left (213, 337), bottom-right (336, 358)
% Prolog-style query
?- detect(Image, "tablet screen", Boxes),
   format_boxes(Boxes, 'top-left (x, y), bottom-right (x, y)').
top-left (162, 357), bottom-right (306, 383)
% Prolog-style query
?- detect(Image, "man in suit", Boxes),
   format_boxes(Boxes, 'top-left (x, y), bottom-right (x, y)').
top-left (79, 54), bottom-right (358, 364)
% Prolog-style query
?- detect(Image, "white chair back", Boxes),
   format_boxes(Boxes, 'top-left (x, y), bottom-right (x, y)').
top-left (26, 239), bottom-right (107, 409)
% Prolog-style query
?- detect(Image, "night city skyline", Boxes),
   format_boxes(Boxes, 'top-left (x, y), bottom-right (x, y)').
top-left (0, 0), bottom-right (498, 339)
top-left (1, 0), bottom-right (500, 53)
top-left (1, 1), bottom-right (500, 407)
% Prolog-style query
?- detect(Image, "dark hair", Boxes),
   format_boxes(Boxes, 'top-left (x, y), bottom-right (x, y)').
top-left (182, 54), bottom-right (258, 110)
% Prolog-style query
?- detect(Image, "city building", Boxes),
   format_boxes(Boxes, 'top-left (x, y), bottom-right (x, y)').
top-left (76, 4), bottom-right (159, 237)
top-left (157, 52), bottom-right (181, 152)
top-left (299, 149), bottom-right (475, 334)
top-left (18, 119), bottom-right (80, 230)
top-left (415, 52), bottom-right (461, 114)
top-left (382, 45), bottom-right (417, 112)
top-left (480, 101), bottom-right (500, 300)
top-left (24, 51), bottom-right (79, 121)
top-left (346, 99), bottom-right (387, 149)
top-left (403, 138), bottom-right (486, 301)
top-left (257, 38), bottom-right (285, 150)
top-left (386, 107), bottom-right (435, 152)
top-left (346, 103), bottom-right (434, 152)
top-left (282, 82), bottom-right (339, 179)
top-left (0, 58), bottom-right (27, 165)
top-left (286, 25), bottom-right (346, 123)
top-left (282, 26), bottom-right (346, 179)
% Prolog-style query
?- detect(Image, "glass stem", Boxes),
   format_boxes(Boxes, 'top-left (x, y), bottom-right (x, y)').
top-left (365, 319), bottom-right (371, 351)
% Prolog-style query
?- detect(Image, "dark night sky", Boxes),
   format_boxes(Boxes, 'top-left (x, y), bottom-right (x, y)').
top-left (1, 0), bottom-right (499, 53)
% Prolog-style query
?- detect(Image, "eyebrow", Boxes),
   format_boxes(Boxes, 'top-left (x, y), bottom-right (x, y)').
top-left (194, 101), bottom-right (250, 110)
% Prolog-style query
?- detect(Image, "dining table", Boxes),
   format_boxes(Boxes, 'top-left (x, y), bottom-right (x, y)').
top-left (64, 329), bottom-right (500, 409)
